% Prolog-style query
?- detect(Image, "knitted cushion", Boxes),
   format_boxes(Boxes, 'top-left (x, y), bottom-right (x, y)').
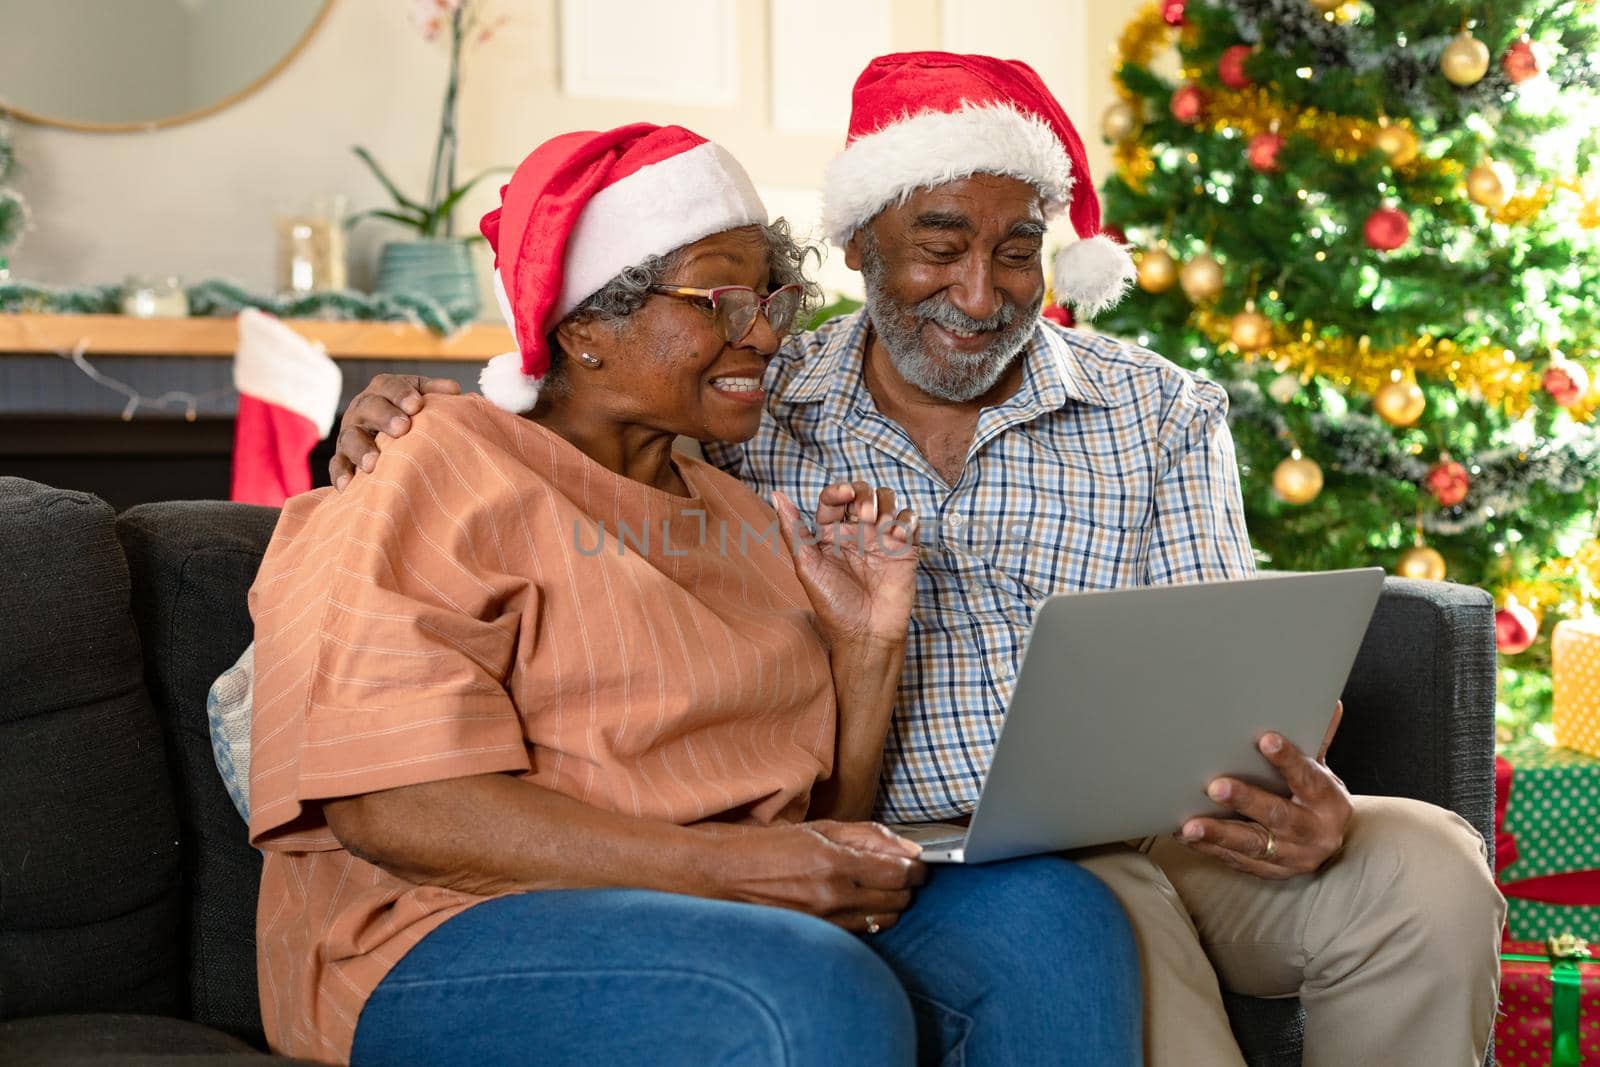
top-left (0, 478), bottom-right (184, 1019)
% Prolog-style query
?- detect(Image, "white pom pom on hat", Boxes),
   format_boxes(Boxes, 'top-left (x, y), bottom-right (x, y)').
top-left (478, 351), bottom-right (543, 413)
top-left (1052, 233), bottom-right (1138, 319)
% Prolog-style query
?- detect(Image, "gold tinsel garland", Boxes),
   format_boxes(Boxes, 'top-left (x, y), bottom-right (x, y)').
top-left (1495, 184), bottom-right (1557, 227)
top-left (1500, 178), bottom-right (1600, 229)
top-left (1200, 88), bottom-right (1453, 182)
top-left (1114, 3), bottom-right (1172, 90)
top-left (1114, 142), bottom-right (1157, 192)
top-left (1501, 540), bottom-right (1600, 622)
top-left (1191, 308), bottom-right (1560, 416)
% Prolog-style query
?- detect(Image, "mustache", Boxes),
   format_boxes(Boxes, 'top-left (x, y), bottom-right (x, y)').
top-left (913, 296), bottom-right (1020, 334)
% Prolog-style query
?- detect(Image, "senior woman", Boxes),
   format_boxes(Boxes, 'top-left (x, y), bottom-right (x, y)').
top-left (247, 123), bottom-right (1141, 1067)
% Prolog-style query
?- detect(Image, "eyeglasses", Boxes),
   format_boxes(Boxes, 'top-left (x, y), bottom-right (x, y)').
top-left (648, 283), bottom-right (805, 344)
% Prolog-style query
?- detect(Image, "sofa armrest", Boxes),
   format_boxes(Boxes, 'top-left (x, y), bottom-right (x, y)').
top-left (1327, 577), bottom-right (1497, 862)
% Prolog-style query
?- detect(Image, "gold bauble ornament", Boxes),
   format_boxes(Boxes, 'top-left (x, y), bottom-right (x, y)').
top-left (1441, 30), bottom-right (1491, 87)
top-left (1396, 545), bottom-right (1447, 582)
top-left (1179, 253), bottom-right (1224, 303)
top-left (1230, 306), bottom-right (1273, 352)
top-left (1374, 123), bottom-right (1419, 167)
top-left (1272, 452), bottom-right (1323, 505)
top-left (1101, 100), bottom-right (1139, 143)
top-left (1137, 248), bottom-right (1178, 293)
top-left (1466, 161), bottom-right (1512, 209)
top-left (1374, 376), bottom-right (1426, 426)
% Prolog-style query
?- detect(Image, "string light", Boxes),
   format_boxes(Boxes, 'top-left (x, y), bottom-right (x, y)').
top-left (53, 340), bottom-right (233, 421)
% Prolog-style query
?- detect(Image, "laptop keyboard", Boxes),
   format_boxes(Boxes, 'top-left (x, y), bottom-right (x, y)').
top-left (890, 822), bottom-right (968, 852)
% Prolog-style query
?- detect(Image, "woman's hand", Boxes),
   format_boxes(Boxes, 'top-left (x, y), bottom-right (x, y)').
top-left (701, 820), bottom-right (926, 934)
top-left (322, 776), bottom-right (922, 921)
top-left (773, 483), bottom-right (918, 646)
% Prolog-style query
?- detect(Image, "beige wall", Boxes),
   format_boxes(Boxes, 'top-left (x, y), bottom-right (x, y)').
top-left (9, 0), bottom-right (1146, 303)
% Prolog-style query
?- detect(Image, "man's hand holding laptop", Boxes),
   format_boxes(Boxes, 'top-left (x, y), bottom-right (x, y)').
top-left (1177, 701), bottom-right (1352, 880)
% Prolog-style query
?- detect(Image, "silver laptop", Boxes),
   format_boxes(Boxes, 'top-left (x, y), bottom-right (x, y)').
top-left (893, 568), bottom-right (1385, 864)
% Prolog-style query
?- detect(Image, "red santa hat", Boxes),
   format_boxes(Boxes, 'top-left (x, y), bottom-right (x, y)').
top-left (820, 51), bottom-right (1135, 318)
top-left (479, 122), bottom-right (768, 412)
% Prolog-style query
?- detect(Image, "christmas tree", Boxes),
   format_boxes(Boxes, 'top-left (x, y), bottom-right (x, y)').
top-left (1094, 0), bottom-right (1600, 740)
top-left (0, 115), bottom-right (24, 257)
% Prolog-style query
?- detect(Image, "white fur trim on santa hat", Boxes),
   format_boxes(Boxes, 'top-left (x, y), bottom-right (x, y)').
top-left (820, 103), bottom-right (1073, 247)
top-left (492, 268), bottom-right (517, 338)
top-left (232, 308), bottom-right (342, 437)
top-left (1052, 234), bottom-right (1137, 318)
top-left (556, 140), bottom-right (767, 317)
top-left (480, 350), bottom-right (542, 412)
top-left (483, 268), bottom-right (543, 411)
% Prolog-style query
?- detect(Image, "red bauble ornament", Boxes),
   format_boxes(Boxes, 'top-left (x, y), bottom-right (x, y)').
top-left (1170, 85), bottom-right (1207, 125)
top-left (1495, 604), bottom-right (1539, 655)
top-left (1364, 206), bottom-right (1410, 251)
top-left (1542, 360), bottom-right (1590, 407)
top-left (1424, 460), bottom-right (1470, 507)
top-left (1247, 132), bottom-right (1285, 173)
top-left (1218, 45), bottom-right (1254, 90)
top-left (1041, 304), bottom-right (1075, 328)
top-left (1162, 0), bottom-right (1187, 26)
top-left (1502, 38), bottom-right (1540, 83)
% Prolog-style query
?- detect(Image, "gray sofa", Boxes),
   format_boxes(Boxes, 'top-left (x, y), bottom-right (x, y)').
top-left (0, 476), bottom-right (1497, 1066)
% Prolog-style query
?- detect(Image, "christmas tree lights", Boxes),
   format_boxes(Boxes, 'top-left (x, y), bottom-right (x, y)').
top-left (1095, 0), bottom-right (1600, 738)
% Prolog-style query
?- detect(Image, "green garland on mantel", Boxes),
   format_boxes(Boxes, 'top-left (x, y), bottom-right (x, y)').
top-left (0, 278), bottom-right (478, 334)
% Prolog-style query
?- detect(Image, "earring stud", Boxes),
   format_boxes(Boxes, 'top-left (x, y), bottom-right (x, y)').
top-left (578, 352), bottom-right (602, 367)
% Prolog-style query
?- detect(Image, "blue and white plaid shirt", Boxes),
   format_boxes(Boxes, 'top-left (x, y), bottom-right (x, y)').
top-left (705, 310), bottom-right (1255, 822)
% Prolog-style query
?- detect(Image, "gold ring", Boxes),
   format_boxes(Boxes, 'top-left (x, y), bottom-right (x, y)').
top-left (1261, 828), bottom-right (1278, 863)
top-left (865, 915), bottom-right (882, 935)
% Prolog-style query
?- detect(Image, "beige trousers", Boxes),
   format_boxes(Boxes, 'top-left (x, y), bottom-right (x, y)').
top-left (1077, 796), bottom-right (1506, 1067)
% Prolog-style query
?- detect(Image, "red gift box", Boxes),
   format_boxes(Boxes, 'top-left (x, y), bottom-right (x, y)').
top-left (1497, 935), bottom-right (1600, 1067)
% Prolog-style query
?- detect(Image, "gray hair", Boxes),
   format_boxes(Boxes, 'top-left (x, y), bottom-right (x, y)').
top-left (543, 219), bottom-right (822, 388)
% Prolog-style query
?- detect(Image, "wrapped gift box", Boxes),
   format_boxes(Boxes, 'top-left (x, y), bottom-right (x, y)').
top-left (1555, 619), bottom-right (1600, 759)
top-left (1498, 740), bottom-right (1600, 942)
top-left (1497, 936), bottom-right (1600, 1067)
top-left (1512, 899), bottom-right (1600, 947)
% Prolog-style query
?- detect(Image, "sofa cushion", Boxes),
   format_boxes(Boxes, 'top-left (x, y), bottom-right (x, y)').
top-left (207, 645), bottom-right (254, 823)
top-left (116, 501), bottom-right (280, 1048)
top-left (0, 1013), bottom-right (320, 1063)
top-left (1223, 992), bottom-right (1305, 1067)
top-left (0, 478), bottom-right (185, 1020)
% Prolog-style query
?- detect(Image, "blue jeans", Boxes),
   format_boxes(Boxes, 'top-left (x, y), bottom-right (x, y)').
top-left (350, 856), bottom-right (1142, 1066)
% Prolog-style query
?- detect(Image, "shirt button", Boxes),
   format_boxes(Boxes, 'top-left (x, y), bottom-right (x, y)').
top-left (946, 512), bottom-right (964, 528)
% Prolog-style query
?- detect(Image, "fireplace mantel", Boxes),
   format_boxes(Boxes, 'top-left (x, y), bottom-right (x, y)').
top-left (1, 313), bottom-right (502, 509)
top-left (0, 313), bottom-right (513, 360)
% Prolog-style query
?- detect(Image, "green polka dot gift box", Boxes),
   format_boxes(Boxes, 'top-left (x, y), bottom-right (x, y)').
top-left (1497, 740), bottom-right (1600, 942)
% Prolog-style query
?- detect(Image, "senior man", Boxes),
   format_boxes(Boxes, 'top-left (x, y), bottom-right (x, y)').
top-left (312, 53), bottom-right (1503, 1065)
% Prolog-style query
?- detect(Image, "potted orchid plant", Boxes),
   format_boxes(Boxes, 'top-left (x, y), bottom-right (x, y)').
top-left (351, 0), bottom-right (506, 319)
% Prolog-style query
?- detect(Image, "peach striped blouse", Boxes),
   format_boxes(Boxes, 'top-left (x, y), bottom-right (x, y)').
top-left (247, 394), bottom-right (836, 1064)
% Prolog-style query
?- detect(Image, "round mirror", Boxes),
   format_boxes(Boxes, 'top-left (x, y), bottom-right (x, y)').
top-left (0, 0), bottom-right (332, 132)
